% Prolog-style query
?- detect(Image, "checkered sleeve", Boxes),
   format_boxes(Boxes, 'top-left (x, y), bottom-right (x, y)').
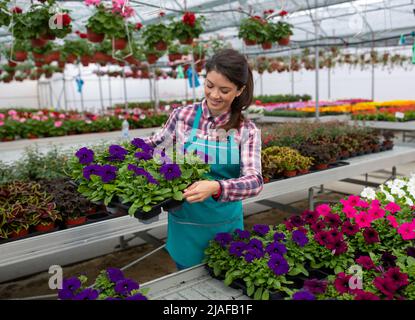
top-left (217, 122), bottom-right (263, 202)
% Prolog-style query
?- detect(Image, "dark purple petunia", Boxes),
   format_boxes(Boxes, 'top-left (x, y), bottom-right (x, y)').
top-left (356, 256), bottom-right (376, 270)
top-left (75, 147), bottom-right (94, 164)
top-left (108, 145), bottom-right (129, 161)
top-left (273, 232), bottom-right (286, 242)
top-left (131, 138), bottom-right (153, 154)
top-left (248, 238), bottom-right (264, 252)
top-left (381, 252), bottom-right (397, 269)
top-left (83, 164), bottom-right (101, 180)
top-left (334, 273), bottom-right (352, 294)
top-left (58, 289), bottom-right (74, 300)
top-left (99, 164), bottom-right (118, 183)
top-left (373, 276), bottom-right (398, 298)
top-left (266, 242), bottom-right (287, 256)
top-left (114, 279), bottom-right (140, 296)
top-left (252, 224), bottom-right (270, 236)
top-left (267, 254), bottom-right (289, 276)
top-left (301, 210), bottom-right (318, 224)
top-left (324, 213), bottom-right (342, 227)
top-left (292, 229), bottom-right (309, 247)
top-left (332, 239), bottom-right (348, 256)
top-left (107, 267), bottom-right (124, 283)
top-left (134, 151), bottom-right (153, 161)
top-left (354, 290), bottom-right (380, 300)
top-left (125, 293), bottom-right (148, 300)
top-left (314, 231), bottom-right (333, 246)
top-left (363, 227), bottom-right (380, 244)
top-left (61, 277), bottom-right (81, 292)
top-left (385, 267), bottom-right (409, 288)
top-left (244, 247), bottom-right (264, 262)
top-left (235, 228), bottom-right (250, 240)
top-left (341, 220), bottom-right (359, 236)
top-left (127, 164), bottom-right (159, 184)
top-left (244, 251), bottom-right (256, 263)
top-left (160, 163), bottom-right (182, 180)
top-left (288, 215), bottom-right (305, 227)
top-left (214, 232), bottom-right (233, 247)
top-left (406, 247), bottom-right (415, 258)
top-left (229, 241), bottom-right (247, 257)
top-left (292, 290), bottom-right (315, 300)
top-left (328, 229), bottom-right (343, 241)
top-left (73, 288), bottom-right (99, 300)
top-left (310, 221), bottom-right (326, 233)
top-left (303, 279), bottom-right (328, 295)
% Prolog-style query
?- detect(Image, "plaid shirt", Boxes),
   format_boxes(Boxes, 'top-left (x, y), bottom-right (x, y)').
top-left (142, 99), bottom-right (263, 202)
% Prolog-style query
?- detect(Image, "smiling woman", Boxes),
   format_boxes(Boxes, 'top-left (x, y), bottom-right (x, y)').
top-left (137, 48), bottom-right (263, 270)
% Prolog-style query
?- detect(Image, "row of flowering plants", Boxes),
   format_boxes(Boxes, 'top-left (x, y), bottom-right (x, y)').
top-left (205, 174), bottom-right (415, 300)
top-left (58, 267), bottom-right (148, 300)
top-left (66, 138), bottom-right (210, 218)
top-left (0, 109), bottom-right (168, 141)
top-left (352, 106), bottom-right (415, 122)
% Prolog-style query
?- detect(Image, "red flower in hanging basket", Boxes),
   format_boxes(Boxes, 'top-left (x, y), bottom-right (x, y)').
top-left (183, 12), bottom-right (196, 27)
top-left (135, 22), bottom-right (143, 30)
top-left (159, 11), bottom-right (165, 17)
top-left (11, 7), bottom-right (22, 14)
top-left (55, 13), bottom-right (72, 26)
top-left (79, 33), bottom-right (88, 39)
top-left (279, 10), bottom-right (288, 16)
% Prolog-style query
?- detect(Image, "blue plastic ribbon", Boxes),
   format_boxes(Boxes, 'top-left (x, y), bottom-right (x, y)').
top-left (75, 76), bottom-right (84, 93)
top-left (187, 67), bottom-right (200, 88)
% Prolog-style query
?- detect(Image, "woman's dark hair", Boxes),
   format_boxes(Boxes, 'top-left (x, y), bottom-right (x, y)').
top-left (205, 49), bottom-right (253, 130)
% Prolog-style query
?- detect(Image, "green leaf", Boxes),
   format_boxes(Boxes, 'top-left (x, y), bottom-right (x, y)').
top-left (103, 184), bottom-right (116, 191)
top-left (334, 266), bottom-right (343, 274)
top-left (262, 289), bottom-right (270, 300)
top-left (181, 169), bottom-right (193, 179)
top-left (254, 287), bottom-right (263, 300)
top-left (173, 191), bottom-right (183, 201)
top-left (224, 276), bottom-right (233, 287)
top-left (247, 284), bottom-right (255, 297)
top-left (144, 198), bottom-right (152, 205)
top-left (143, 205), bottom-right (152, 212)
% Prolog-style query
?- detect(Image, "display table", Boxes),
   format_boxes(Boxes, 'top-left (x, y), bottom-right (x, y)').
top-left (1, 145), bottom-right (415, 282)
top-left (256, 114), bottom-right (350, 124)
top-left (349, 120), bottom-right (415, 142)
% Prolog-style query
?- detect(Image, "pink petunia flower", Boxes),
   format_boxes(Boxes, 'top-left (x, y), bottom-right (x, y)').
top-left (367, 206), bottom-right (385, 220)
top-left (8, 109), bottom-right (17, 116)
top-left (0, 121), bottom-right (4, 126)
top-left (59, 114), bottom-right (66, 119)
top-left (342, 205), bottom-right (357, 219)
top-left (397, 222), bottom-right (415, 240)
top-left (84, 0), bottom-right (101, 6)
top-left (0, 113), bottom-right (5, 120)
top-left (54, 121), bottom-right (63, 128)
top-left (19, 118), bottom-right (26, 123)
top-left (385, 202), bottom-right (401, 214)
top-left (355, 212), bottom-right (373, 229)
top-left (386, 215), bottom-right (399, 228)
top-left (316, 204), bottom-right (331, 217)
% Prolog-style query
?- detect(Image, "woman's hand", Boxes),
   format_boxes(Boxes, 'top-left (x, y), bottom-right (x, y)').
top-left (183, 180), bottom-right (220, 203)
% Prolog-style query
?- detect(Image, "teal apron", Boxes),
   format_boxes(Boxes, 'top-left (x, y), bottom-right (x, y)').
top-left (166, 105), bottom-right (243, 267)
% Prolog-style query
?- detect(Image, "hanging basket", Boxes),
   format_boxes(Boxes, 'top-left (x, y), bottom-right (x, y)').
top-left (179, 38), bottom-right (193, 45)
top-left (244, 39), bottom-right (257, 46)
top-left (261, 42), bottom-right (272, 50)
top-left (31, 38), bottom-right (48, 48)
top-left (154, 41), bottom-right (168, 51)
top-left (86, 28), bottom-right (105, 43)
top-left (14, 51), bottom-right (28, 62)
top-left (113, 38), bottom-right (127, 50)
top-left (278, 37), bottom-right (290, 46)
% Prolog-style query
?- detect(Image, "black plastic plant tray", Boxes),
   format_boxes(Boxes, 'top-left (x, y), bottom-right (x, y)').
top-left (117, 198), bottom-right (184, 220)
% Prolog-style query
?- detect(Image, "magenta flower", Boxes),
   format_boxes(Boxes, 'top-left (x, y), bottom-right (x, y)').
top-left (342, 205), bottom-right (357, 219)
top-left (316, 204), bottom-right (331, 217)
top-left (301, 210), bottom-right (318, 224)
top-left (385, 267), bottom-right (409, 288)
top-left (397, 222), bottom-right (415, 240)
top-left (356, 256), bottom-right (376, 270)
top-left (334, 272), bottom-right (352, 294)
top-left (341, 221), bottom-right (359, 236)
top-left (363, 228), bottom-right (380, 244)
top-left (373, 277), bottom-right (398, 298)
top-left (355, 212), bottom-right (373, 229)
top-left (324, 213), bottom-right (342, 227)
top-left (354, 290), bottom-right (380, 300)
top-left (385, 202), bottom-right (401, 214)
top-left (303, 279), bottom-right (328, 294)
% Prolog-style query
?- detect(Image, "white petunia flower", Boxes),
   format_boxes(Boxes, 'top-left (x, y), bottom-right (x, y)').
top-left (393, 179), bottom-right (406, 189)
top-left (384, 191), bottom-right (395, 202)
top-left (405, 197), bottom-right (414, 206)
top-left (361, 187), bottom-right (376, 200)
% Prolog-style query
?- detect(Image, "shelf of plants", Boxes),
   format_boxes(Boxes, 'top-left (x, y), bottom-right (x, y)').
top-left (2, 145), bottom-right (415, 282)
top-left (257, 115), bottom-right (351, 124)
top-left (349, 120), bottom-right (415, 132)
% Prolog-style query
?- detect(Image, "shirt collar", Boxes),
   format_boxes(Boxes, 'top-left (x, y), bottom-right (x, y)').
top-left (201, 99), bottom-right (231, 126)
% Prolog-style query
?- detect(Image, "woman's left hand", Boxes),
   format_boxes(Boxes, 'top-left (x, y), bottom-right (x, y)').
top-left (183, 180), bottom-right (220, 203)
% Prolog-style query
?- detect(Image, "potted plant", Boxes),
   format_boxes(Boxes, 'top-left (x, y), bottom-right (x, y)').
top-left (0, 0), bottom-right (11, 28)
top-left (238, 16), bottom-right (267, 46)
top-left (142, 23), bottom-right (171, 51)
top-left (170, 12), bottom-right (205, 45)
top-left (275, 21), bottom-right (293, 46)
top-left (63, 39), bottom-right (92, 64)
top-left (11, 40), bottom-right (30, 62)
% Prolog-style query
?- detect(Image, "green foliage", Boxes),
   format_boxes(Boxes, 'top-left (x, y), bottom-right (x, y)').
top-left (238, 17), bottom-right (267, 42)
top-left (142, 23), bottom-right (172, 49)
top-left (169, 15), bottom-right (205, 42)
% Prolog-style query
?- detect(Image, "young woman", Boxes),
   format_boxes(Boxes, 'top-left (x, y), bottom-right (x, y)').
top-left (143, 49), bottom-right (263, 269)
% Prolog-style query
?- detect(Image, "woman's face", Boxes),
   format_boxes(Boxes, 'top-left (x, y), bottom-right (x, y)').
top-left (204, 70), bottom-right (244, 116)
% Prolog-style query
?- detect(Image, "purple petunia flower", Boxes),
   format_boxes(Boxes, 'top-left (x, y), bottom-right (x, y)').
top-left (131, 138), bottom-right (154, 154)
top-left (73, 288), bottom-right (99, 300)
top-left (292, 290), bottom-right (315, 300)
top-left (341, 220), bottom-right (359, 236)
top-left (356, 256), bottom-right (376, 270)
top-left (114, 279), bottom-right (140, 296)
top-left (214, 232), bottom-right (233, 247)
top-left (108, 145), bottom-right (129, 161)
top-left (127, 164), bottom-right (159, 184)
top-left (303, 279), bottom-right (328, 295)
top-left (61, 277), bottom-right (82, 292)
top-left (363, 227), bottom-right (380, 244)
top-left (125, 293), bottom-right (148, 300)
top-left (244, 247), bottom-right (264, 262)
top-left (107, 267), bottom-right (124, 283)
top-left (58, 289), bottom-right (75, 300)
top-left (228, 241), bottom-right (247, 257)
top-left (83, 164), bottom-right (101, 180)
top-left (324, 213), bottom-right (342, 228)
top-left (99, 165), bottom-right (118, 183)
top-left (292, 230), bottom-right (309, 247)
top-left (381, 252), bottom-right (397, 269)
top-left (406, 247), bottom-right (415, 258)
top-left (160, 163), bottom-right (182, 180)
top-left (134, 151), bottom-right (153, 161)
top-left (301, 210), bottom-right (318, 224)
top-left (266, 242), bottom-right (287, 256)
top-left (273, 232), bottom-right (286, 242)
top-left (267, 254), bottom-right (289, 276)
top-left (252, 224), bottom-right (270, 236)
top-left (235, 228), bottom-right (250, 240)
top-left (75, 147), bottom-right (94, 164)
top-left (288, 215), bottom-right (305, 227)
top-left (385, 267), bottom-right (409, 288)
top-left (248, 238), bottom-right (263, 251)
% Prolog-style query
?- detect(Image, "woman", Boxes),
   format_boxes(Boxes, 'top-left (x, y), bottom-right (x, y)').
top-left (143, 49), bottom-right (263, 269)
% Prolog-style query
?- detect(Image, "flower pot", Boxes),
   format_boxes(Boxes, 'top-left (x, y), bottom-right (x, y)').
top-left (154, 41), bottom-right (167, 51)
top-left (66, 54), bottom-right (77, 64)
top-left (66, 216), bottom-right (87, 227)
top-left (146, 54), bottom-right (158, 64)
top-left (40, 32), bottom-right (56, 41)
top-left (32, 52), bottom-right (44, 60)
top-left (261, 42), bottom-right (272, 50)
top-left (179, 38), bottom-right (193, 45)
top-left (10, 229), bottom-right (29, 238)
top-left (118, 198), bottom-right (184, 221)
top-left (113, 38), bottom-right (127, 50)
top-left (80, 56), bottom-right (90, 67)
top-left (244, 39), bottom-right (257, 46)
top-left (8, 60), bottom-right (17, 68)
top-left (297, 169), bottom-right (309, 175)
top-left (31, 38), bottom-right (48, 48)
top-left (283, 170), bottom-right (297, 177)
top-left (35, 222), bottom-right (55, 232)
top-left (315, 163), bottom-right (329, 170)
top-left (278, 37), bottom-right (290, 46)
top-left (14, 51), bottom-right (28, 62)
top-left (87, 28), bottom-right (105, 43)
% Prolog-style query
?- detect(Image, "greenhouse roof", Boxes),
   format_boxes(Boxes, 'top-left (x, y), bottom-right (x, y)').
top-left (1, 0), bottom-right (414, 52)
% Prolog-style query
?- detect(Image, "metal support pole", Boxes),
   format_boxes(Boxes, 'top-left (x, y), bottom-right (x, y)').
top-left (260, 73), bottom-right (263, 96)
top-left (185, 76), bottom-right (188, 101)
top-left (77, 64), bottom-right (85, 112)
top-left (108, 76), bottom-right (112, 109)
top-left (191, 55), bottom-right (196, 103)
top-left (97, 66), bottom-right (104, 114)
top-left (122, 69), bottom-right (128, 112)
top-left (49, 82), bottom-right (53, 110)
top-left (371, 54), bottom-right (375, 101)
top-left (63, 72), bottom-right (68, 111)
top-left (36, 80), bottom-right (41, 109)
top-left (314, 0), bottom-right (320, 119)
top-left (290, 50), bottom-right (294, 95)
top-left (328, 67), bottom-right (331, 100)
top-left (154, 74), bottom-right (160, 112)
top-left (308, 187), bottom-right (315, 211)
top-left (392, 166), bottom-right (396, 180)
